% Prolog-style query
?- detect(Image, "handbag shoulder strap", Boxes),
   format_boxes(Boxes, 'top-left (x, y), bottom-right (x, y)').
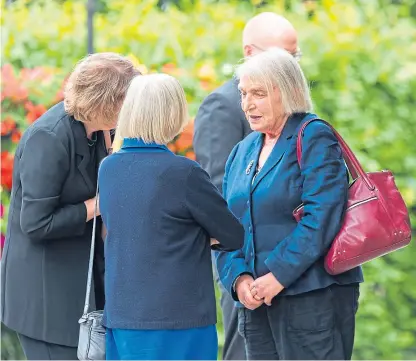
top-left (296, 117), bottom-right (374, 191)
top-left (82, 183), bottom-right (99, 316)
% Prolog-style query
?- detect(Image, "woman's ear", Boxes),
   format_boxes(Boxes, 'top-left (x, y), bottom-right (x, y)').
top-left (243, 45), bottom-right (253, 58)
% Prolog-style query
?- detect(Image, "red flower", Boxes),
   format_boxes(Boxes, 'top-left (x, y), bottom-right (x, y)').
top-left (25, 101), bottom-right (47, 124)
top-left (1, 151), bottom-right (14, 191)
top-left (0, 233), bottom-right (5, 259)
top-left (200, 80), bottom-right (215, 92)
top-left (185, 151), bottom-right (196, 160)
top-left (161, 63), bottom-right (177, 75)
top-left (167, 143), bottom-right (177, 153)
top-left (1, 117), bottom-right (17, 136)
top-left (174, 121), bottom-right (194, 153)
top-left (11, 129), bottom-right (22, 143)
top-left (161, 63), bottom-right (185, 77)
top-left (1, 64), bottom-right (29, 102)
top-left (20, 67), bottom-right (53, 83)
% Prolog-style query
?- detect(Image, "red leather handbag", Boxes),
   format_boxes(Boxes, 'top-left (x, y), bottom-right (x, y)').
top-left (293, 118), bottom-right (412, 275)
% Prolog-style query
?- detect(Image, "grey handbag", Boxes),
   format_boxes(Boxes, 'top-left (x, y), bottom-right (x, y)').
top-left (77, 187), bottom-right (106, 360)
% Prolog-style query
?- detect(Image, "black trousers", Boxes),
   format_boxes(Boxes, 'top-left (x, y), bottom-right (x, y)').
top-left (237, 284), bottom-right (360, 360)
top-left (18, 334), bottom-right (78, 360)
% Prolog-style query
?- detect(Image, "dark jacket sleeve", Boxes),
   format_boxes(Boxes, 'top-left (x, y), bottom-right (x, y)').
top-left (193, 91), bottom-right (245, 192)
top-left (264, 122), bottom-right (349, 288)
top-left (19, 129), bottom-right (87, 242)
top-left (215, 144), bottom-right (252, 300)
top-left (185, 164), bottom-right (244, 252)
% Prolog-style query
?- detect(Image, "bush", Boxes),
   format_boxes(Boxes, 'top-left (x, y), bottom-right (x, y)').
top-left (2, 0), bottom-right (416, 359)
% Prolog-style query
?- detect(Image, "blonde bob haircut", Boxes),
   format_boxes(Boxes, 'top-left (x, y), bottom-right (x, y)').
top-left (236, 47), bottom-right (313, 115)
top-left (116, 74), bottom-right (188, 145)
top-left (64, 52), bottom-right (140, 126)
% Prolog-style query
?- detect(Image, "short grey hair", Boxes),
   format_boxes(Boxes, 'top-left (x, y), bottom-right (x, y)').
top-left (235, 47), bottom-right (313, 115)
top-left (116, 74), bottom-right (188, 144)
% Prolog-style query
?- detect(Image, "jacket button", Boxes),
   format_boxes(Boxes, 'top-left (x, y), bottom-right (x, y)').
top-left (246, 201), bottom-right (249, 207)
top-left (248, 226), bottom-right (252, 233)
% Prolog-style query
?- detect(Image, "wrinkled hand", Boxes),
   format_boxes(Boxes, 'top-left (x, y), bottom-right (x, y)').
top-left (236, 275), bottom-right (264, 310)
top-left (84, 195), bottom-right (100, 222)
top-left (250, 272), bottom-right (284, 306)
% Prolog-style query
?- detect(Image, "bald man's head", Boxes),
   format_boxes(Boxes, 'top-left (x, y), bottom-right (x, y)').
top-left (242, 12), bottom-right (298, 58)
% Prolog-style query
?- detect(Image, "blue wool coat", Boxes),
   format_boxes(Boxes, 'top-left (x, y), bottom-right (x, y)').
top-left (99, 138), bottom-right (244, 329)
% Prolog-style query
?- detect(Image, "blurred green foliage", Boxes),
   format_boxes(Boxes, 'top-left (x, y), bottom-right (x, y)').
top-left (1, 0), bottom-right (416, 359)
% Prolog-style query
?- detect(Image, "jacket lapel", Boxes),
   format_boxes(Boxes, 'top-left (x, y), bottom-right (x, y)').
top-left (251, 135), bottom-right (288, 192)
top-left (72, 119), bottom-right (95, 193)
top-left (251, 114), bottom-right (304, 193)
top-left (243, 133), bottom-right (262, 193)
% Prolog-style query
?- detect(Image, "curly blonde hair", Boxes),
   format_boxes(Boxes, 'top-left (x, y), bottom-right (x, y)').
top-left (64, 52), bottom-right (141, 126)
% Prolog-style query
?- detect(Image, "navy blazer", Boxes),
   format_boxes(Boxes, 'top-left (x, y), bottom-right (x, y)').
top-left (99, 138), bottom-right (244, 330)
top-left (1, 102), bottom-right (105, 346)
top-left (216, 113), bottom-right (363, 301)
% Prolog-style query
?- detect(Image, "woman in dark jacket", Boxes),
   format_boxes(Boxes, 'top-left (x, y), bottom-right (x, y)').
top-left (1, 53), bottom-right (140, 360)
top-left (216, 48), bottom-right (363, 360)
top-left (99, 73), bottom-right (244, 360)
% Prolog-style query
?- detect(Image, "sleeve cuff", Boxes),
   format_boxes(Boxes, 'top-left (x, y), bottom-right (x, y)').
top-left (216, 257), bottom-right (251, 301)
top-left (231, 272), bottom-right (253, 301)
top-left (74, 202), bottom-right (88, 235)
top-left (264, 254), bottom-right (298, 289)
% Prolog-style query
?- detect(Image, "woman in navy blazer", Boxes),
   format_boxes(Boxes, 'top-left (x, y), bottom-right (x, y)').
top-left (98, 73), bottom-right (244, 360)
top-left (215, 48), bottom-right (364, 360)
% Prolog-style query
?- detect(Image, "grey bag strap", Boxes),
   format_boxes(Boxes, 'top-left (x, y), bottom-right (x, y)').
top-left (82, 183), bottom-right (99, 316)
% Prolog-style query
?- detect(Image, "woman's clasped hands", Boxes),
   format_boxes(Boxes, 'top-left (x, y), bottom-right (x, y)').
top-left (236, 273), bottom-right (285, 309)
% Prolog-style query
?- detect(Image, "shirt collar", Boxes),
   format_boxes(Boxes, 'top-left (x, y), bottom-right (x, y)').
top-left (121, 138), bottom-right (170, 151)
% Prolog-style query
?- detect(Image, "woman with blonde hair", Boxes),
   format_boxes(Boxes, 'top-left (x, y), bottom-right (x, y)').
top-left (216, 48), bottom-right (363, 360)
top-left (1, 53), bottom-right (140, 360)
top-left (98, 73), bottom-right (244, 360)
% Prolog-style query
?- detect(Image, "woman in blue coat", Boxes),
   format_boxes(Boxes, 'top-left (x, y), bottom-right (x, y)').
top-left (215, 48), bottom-right (363, 360)
top-left (98, 73), bottom-right (244, 360)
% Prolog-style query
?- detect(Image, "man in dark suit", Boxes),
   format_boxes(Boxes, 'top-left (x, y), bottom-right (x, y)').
top-left (193, 12), bottom-right (300, 360)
